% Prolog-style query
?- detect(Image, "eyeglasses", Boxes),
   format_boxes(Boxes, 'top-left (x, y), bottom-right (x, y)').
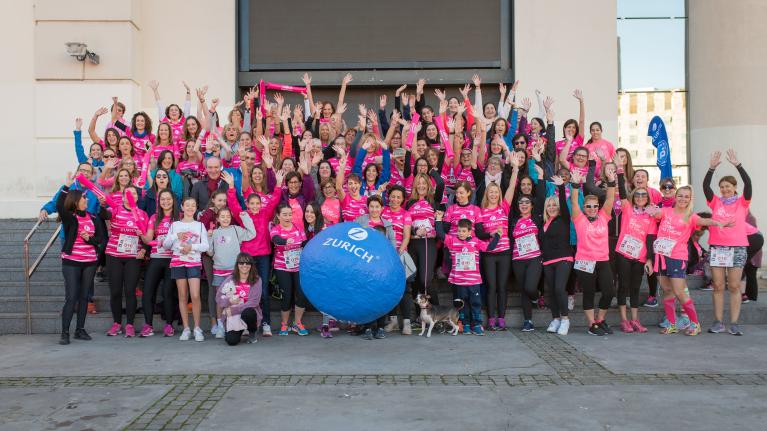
top-left (584, 204), bottom-right (599, 209)
top-left (518, 199), bottom-right (532, 205)
top-left (237, 261), bottom-right (252, 266)
top-left (661, 184), bottom-right (675, 190)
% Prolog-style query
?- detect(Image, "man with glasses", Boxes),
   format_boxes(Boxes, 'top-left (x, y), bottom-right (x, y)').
top-left (39, 162), bottom-right (101, 221)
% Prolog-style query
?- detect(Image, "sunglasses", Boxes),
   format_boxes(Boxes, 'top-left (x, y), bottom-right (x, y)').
top-left (584, 204), bottom-right (599, 209)
top-left (661, 184), bottom-right (675, 190)
top-left (514, 141), bottom-right (526, 145)
top-left (518, 199), bottom-right (532, 205)
top-left (103, 155), bottom-right (116, 159)
top-left (237, 261), bottom-right (252, 266)
top-left (634, 192), bottom-right (648, 197)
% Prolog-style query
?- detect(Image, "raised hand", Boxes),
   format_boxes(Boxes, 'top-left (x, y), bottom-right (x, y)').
top-left (573, 89), bottom-right (583, 102)
top-left (605, 164), bottom-right (617, 182)
top-left (521, 97), bottom-right (532, 112)
top-left (551, 175), bottom-right (565, 186)
top-left (94, 107), bottom-right (108, 117)
top-left (416, 79), bottom-right (425, 95)
top-left (390, 109), bottom-right (401, 125)
top-left (395, 84), bottom-right (407, 96)
top-left (342, 73), bottom-right (353, 85)
top-left (280, 105), bottom-right (290, 122)
top-left (570, 170), bottom-right (584, 184)
top-left (358, 104), bottom-right (367, 116)
top-left (275, 169), bottom-right (286, 187)
top-left (710, 150), bottom-right (722, 169)
top-left (148, 80), bottom-right (159, 91)
top-left (726, 148), bottom-right (740, 166)
top-left (434, 88), bottom-right (446, 101)
top-left (543, 96), bottom-right (554, 111)
top-left (182, 81), bottom-right (191, 93)
top-left (75, 117), bottom-right (83, 131)
top-left (498, 82), bottom-right (507, 96)
top-left (302, 73), bottom-right (312, 86)
top-left (458, 83), bottom-right (471, 99)
top-left (221, 170), bottom-right (234, 186)
top-left (472, 74), bottom-right (481, 88)
top-left (439, 99), bottom-right (448, 114)
top-left (65, 172), bottom-right (74, 187)
top-left (273, 93), bottom-right (284, 106)
top-left (511, 80), bottom-right (520, 93)
top-left (379, 94), bottom-right (387, 110)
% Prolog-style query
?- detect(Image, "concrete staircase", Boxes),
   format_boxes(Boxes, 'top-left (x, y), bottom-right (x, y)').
top-left (1, 218), bottom-right (766, 334)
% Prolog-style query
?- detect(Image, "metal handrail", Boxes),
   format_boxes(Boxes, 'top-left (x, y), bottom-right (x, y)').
top-left (23, 219), bottom-right (62, 335)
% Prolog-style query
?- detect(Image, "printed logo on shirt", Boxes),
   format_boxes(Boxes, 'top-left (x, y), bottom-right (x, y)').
top-left (348, 227), bottom-right (368, 241)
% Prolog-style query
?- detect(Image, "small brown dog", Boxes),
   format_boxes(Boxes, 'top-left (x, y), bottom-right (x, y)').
top-left (415, 294), bottom-right (463, 337)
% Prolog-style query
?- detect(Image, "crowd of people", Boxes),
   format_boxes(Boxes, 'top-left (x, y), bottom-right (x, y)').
top-left (44, 73), bottom-right (763, 346)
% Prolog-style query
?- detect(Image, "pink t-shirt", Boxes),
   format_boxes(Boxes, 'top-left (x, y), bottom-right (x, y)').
top-left (382, 207), bottom-right (412, 249)
top-left (511, 216), bottom-right (541, 260)
top-left (177, 159), bottom-right (204, 177)
top-left (390, 168), bottom-right (405, 187)
top-left (573, 210), bottom-right (611, 261)
top-left (555, 135), bottom-right (584, 163)
top-left (321, 197), bottom-right (342, 226)
top-left (444, 234), bottom-right (491, 286)
top-left (61, 214), bottom-right (97, 263)
top-left (270, 224), bottom-right (306, 272)
top-left (656, 208), bottom-right (700, 261)
top-left (443, 204), bottom-right (481, 236)
top-left (479, 202), bottom-right (510, 253)
top-left (408, 199), bottom-right (436, 238)
top-left (130, 133), bottom-right (155, 159)
top-left (615, 201), bottom-right (658, 262)
top-left (341, 194), bottom-right (367, 222)
top-left (584, 138), bottom-right (615, 173)
top-left (707, 195), bottom-right (750, 247)
top-left (106, 206), bottom-right (148, 258)
top-left (148, 214), bottom-right (173, 258)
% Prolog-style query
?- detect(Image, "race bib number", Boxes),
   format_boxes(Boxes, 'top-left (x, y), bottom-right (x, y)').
top-left (516, 234), bottom-right (540, 256)
top-left (653, 238), bottom-right (676, 257)
top-left (455, 252), bottom-right (477, 271)
top-left (618, 235), bottom-right (643, 259)
top-left (574, 259), bottom-right (596, 274)
top-left (284, 248), bottom-right (301, 270)
top-left (710, 247), bottom-right (734, 267)
top-left (116, 234), bottom-right (139, 254)
top-left (156, 235), bottom-right (166, 253)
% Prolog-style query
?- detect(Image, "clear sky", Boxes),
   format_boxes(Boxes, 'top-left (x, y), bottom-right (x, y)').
top-left (617, 0), bottom-right (686, 90)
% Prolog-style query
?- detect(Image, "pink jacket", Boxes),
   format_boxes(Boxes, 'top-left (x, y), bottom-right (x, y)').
top-left (227, 185), bottom-right (280, 257)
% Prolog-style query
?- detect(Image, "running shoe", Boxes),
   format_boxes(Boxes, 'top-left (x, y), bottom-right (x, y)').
top-left (87, 302), bottom-right (97, 314)
top-left (74, 328), bottom-right (91, 340)
top-left (630, 319), bottom-right (648, 333)
top-left (658, 317), bottom-right (671, 329)
top-left (214, 325), bottom-right (225, 339)
top-left (557, 319), bottom-right (570, 335)
top-left (262, 323), bottom-right (272, 337)
top-left (106, 322), bottom-right (122, 336)
top-left (487, 317), bottom-right (497, 331)
top-left (620, 320), bottom-right (634, 333)
top-left (642, 296), bottom-right (658, 307)
top-left (246, 333), bottom-right (258, 344)
top-left (320, 325), bottom-right (332, 338)
top-left (546, 319), bottom-right (561, 333)
top-left (163, 324), bottom-right (174, 337)
top-left (179, 327), bottom-right (191, 341)
top-left (193, 327), bottom-right (205, 342)
top-left (124, 324), bottom-right (135, 338)
top-left (699, 283), bottom-right (714, 291)
top-left (598, 320), bottom-right (614, 335)
top-left (522, 320), bottom-right (535, 332)
top-left (685, 322), bottom-right (701, 336)
top-left (374, 328), bottom-right (386, 339)
top-left (291, 323), bottom-right (309, 336)
top-left (362, 328), bottom-right (373, 340)
top-left (139, 324), bottom-right (154, 337)
top-left (497, 317), bottom-right (507, 331)
top-left (588, 323), bottom-right (605, 336)
top-left (677, 315), bottom-right (691, 331)
top-left (473, 325), bottom-right (485, 336)
top-left (384, 318), bottom-right (398, 332)
top-left (660, 324), bottom-right (678, 335)
top-left (742, 294), bottom-right (751, 304)
top-left (708, 320), bottom-right (726, 334)
top-left (462, 324), bottom-right (473, 335)
top-left (728, 324), bottom-right (743, 336)
top-left (279, 323), bottom-right (289, 336)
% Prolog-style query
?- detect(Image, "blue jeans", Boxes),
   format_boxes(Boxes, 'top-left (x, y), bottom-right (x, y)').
top-left (252, 255), bottom-right (272, 325)
top-left (455, 284), bottom-right (482, 326)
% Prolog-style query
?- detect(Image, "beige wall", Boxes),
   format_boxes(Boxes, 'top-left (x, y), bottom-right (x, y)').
top-left (0, 0), bottom-right (235, 218)
top-left (514, 0), bottom-right (619, 144)
top-left (689, 0), bottom-right (767, 225)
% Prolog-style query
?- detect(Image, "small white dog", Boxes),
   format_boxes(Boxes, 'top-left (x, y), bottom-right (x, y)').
top-left (414, 294), bottom-right (463, 337)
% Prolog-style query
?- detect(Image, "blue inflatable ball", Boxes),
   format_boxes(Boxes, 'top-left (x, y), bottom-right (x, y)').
top-left (300, 222), bottom-right (405, 323)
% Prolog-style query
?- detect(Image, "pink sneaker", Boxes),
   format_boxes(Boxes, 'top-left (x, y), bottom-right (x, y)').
top-left (630, 319), bottom-right (648, 333)
top-left (124, 324), bottom-right (135, 338)
top-left (106, 322), bottom-right (122, 336)
top-left (163, 324), bottom-right (174, 337)
top-left (620, 320), bottom-right (634, 333)
top-left (497, 317), bottom-right (507, 331)
top-left (139, 324), bottom-right (154, 337)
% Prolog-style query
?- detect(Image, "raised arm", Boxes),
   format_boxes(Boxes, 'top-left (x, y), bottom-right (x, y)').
top-left (148, 80), bottom-right (163, 120)
top-left (336, 73), bottom-right (353, 112)
top-left (88, 107), bottom-right (108, 144)
top-left (724, 148), bottom-right (752, 200)
top-left (73, 118), bottom-right (88, 164)
top-left (569, 171), bottom-right (583, 219)
top-left (573, 89), bottom-right (585, 137)
top-left (703, 150), bottom-right (720, 202)
top-left (336, 153), bottom-right (348, 200)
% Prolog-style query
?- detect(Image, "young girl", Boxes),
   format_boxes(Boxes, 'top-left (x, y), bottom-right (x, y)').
top-left (162, 197), bottom-right (209, 342)
top-left (649, 186), bottom-right (730, 336)
top-left (138, 189), bottom-right (178, 337)
top-left (271, 203), bottom-right (309, 336)
top-left (216, 253), bottom-right (263, 346)
top-left (103, 186), bottom-right (148, 338)
top-left (208, 207), bottom-right (257, 338)
top-left (336, 154), bottom-right (368, 222)
top-left (199, 190), bottom-right (228, 336)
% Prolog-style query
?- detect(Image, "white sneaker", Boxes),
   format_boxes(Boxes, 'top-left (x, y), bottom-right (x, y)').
top-left (215, 325), bottom-right (225, 339)
top-left (179, 327), bottom-right (191, 341)
top-left (567, 295), bottom-right (575, 311)
top-left (547, 319), bottom-right (561, 333)
top-left (262, 324), bottom-right (272, 337)
top-left (193, 327), bottom-right (205, 342)
top-left (210, 323), bottom-right (219, 335)
top-left (557, 319), bottom-right (570, 335)
top-left (384, 316), bottom-right (399, 332)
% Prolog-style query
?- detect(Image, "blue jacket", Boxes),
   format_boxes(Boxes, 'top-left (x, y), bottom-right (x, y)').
top-left (41, 182), bottom-right (103, 243)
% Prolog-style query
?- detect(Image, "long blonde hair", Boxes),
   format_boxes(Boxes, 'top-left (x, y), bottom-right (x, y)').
top-left (409, 173), bottom-right (434, 203)
top-left (543, 196), bottom-right (560, 224)
top-left (675, 185), bottom-right (694, 221)
top-left (481, 182), bottom-right (502, 208)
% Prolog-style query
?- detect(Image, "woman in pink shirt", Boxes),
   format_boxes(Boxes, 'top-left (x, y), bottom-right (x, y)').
top-left (703, 149), bottom-right (752, 335)
top-left (584, 122), bottom-right (615, 173)
top-left (649, 186), bottom-right (731, 336)
top-left (569, 168), bottom-right (616, 336)
top-left (270, 203), bottom-right (309, 337)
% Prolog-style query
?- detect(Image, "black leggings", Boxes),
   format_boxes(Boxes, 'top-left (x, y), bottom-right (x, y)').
top-left (616, 254), bottom-right (643, 308)
top-left (482, 251), bottom-right (511, 318)
top-left (106, 255), bottom-right (140, 325)
top-left (745, 233), bottom-right (764, 301)
top-left (544, 260), bottom-right (572, 318)
top-left (575, 261), bottom-right (614, 311)
top-left (408, 238), bottom-right (439, 305)
top-left (396, 283), bottom-right (415, 321)
top-left (512, 258), bottom-right (542, 320)
top-left (647, 272), bottom-right (659, 298)
top-left (142, 258), bottom-right (176, 326)
top-left (224, 307), bottom-right (259, 346)
top-left (275, 269), bottom-right (306, 311)
top-left (61, 262), bottom-right (97, 332)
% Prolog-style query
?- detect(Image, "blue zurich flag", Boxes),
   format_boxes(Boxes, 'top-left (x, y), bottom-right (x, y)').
top-left (647, 116), bottom-right (673, 179)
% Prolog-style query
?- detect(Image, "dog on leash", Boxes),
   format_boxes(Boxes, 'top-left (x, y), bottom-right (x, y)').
top-left (414, 294), bottom-right (463, 337)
